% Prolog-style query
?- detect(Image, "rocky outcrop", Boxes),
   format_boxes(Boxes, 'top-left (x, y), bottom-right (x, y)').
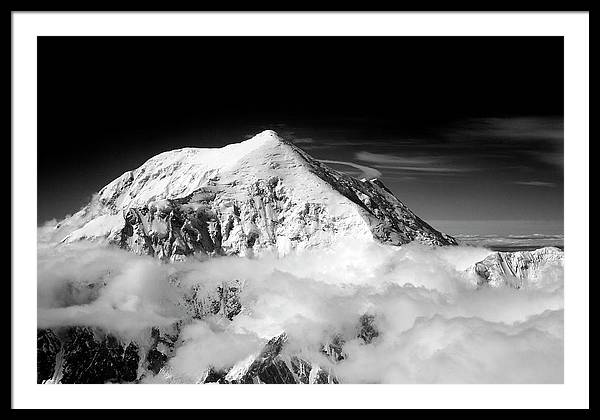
top-left (38, 311), bottom-right (382, 384)
top-left (197, 313), bottom-right (381, 384)
top-left (214, 333), bottom-right (340, 385)
top-left (37, 327), bottom-right (140, 384)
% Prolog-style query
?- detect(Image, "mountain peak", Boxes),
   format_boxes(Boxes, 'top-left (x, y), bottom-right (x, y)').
top-left (236, 129), bottom-right (293, 154)
top-left (248, 129), bottom-right (285, 144)
top-left (59, 131), bottom-right (457, 257)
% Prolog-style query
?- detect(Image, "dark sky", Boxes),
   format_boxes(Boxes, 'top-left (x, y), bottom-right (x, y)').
top-left (37, 36), bottom-right (563, 234)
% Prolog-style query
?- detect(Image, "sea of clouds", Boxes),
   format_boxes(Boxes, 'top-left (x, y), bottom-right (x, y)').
top-left (37, 227), bottom-right (564, 384)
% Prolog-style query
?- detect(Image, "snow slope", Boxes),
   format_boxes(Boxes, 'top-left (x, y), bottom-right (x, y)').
top-left (56, 130), bottom-right (456, 259)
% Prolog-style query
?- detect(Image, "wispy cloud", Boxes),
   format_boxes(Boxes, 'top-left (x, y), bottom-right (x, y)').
top-left (444, 117), bottom-right (564, 169)
top-left (355, 151), bottom-right (476, 174)
top-left (463, 117), bottom-right (563, 142)
top-left (514, 181), bottom-right (557, 188)
top-left (355, 152), bottom-right (433, 166)
top-left (291, 137), bottom-right (315, 145)
top-left (319, 159), bottom-right (382, 179)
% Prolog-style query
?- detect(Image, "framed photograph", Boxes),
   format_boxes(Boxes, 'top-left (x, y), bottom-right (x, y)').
top-left (12, 11), bottom-right (589, 409)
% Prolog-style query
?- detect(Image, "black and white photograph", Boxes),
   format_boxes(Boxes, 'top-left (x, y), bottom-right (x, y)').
top-left (12, 11), bottom-right (589, 409)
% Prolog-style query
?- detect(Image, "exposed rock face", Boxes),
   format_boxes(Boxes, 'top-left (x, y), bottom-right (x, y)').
top-left (38, 325), bottom-right (182, 384)
top-left (37, 327), bottom-right (140, 384)
top-left (224, 334), bottom-right (297, 384)
top-left (38, 329), bottom-right (63, 383)
top-left (196, 312), bottom-right (380, 384)
top-left (57, 130), bottom-right (456, 260)
top-left (179, 279), bottom-right (244, 321)
top-left (218, 333), bottom-right (340, 385)
top-left (471, 246), bottom-right (564, 289)
top-left (357, 313), bottom-right (379, 344)
top-left (140, 326), bottom-right (179, 377)
top-left (38, 311), bottom-right (382, 384)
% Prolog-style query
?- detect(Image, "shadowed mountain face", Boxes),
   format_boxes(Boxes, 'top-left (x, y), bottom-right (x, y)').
top-left (52, 130), bottom-right (455, 261)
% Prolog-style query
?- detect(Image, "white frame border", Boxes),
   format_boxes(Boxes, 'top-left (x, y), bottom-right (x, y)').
top-left (12, 12), bottom-right (589, 409)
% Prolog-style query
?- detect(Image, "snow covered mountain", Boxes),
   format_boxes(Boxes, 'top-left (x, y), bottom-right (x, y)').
top-left (55, 130), bottom-right (456, 258)
top-left (37, 130), bottom-right (463, 384)
top-left (37, 130), bottom-right (566, 385)
top-left (470, 246), bottom-right (564, 289)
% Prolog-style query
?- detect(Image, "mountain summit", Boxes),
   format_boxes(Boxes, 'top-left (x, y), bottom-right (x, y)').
top-left (56, 130), bottom-right (456, 259)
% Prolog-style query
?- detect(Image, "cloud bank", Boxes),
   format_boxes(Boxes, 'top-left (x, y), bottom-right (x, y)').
top-left (37, 240), bottom-right (564, 383)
